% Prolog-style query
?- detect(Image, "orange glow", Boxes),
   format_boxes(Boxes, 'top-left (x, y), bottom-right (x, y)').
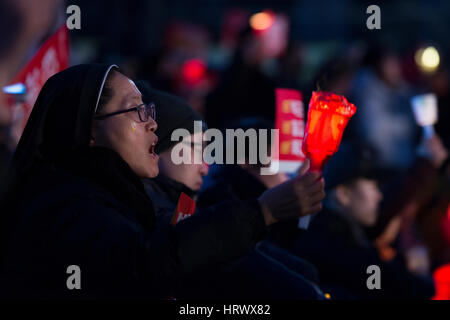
top-left (249, 11), bottom-right (274, 31)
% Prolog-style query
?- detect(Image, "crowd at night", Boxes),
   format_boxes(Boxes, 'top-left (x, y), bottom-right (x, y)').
top-left (0, 0), bottom-right (449, 304)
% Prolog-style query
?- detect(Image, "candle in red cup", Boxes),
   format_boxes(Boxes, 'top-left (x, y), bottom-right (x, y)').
top-left (302, 91), bottom-right (357, 172)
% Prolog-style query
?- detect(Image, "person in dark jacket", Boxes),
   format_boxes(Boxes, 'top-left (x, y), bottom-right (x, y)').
top-left (198, 117), bottom-right (308, 249)
top-left (288, 142), bottom-right (436, 299)
top-left (138, 83), bottom-right (324, 299)
top-left (0, 64), bottom-right (324, 299)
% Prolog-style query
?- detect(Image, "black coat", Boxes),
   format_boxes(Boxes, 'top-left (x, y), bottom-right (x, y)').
top-left (290, 207), bottom-right (436, 300)
top-left (143, 174), bottom-right (195, 225)
top-left (0, 148), bottom-right (266, 299)
top-left (0, 64), bottom-right (267, 299)
top-left (143, 172), bottom-right (325, 300)
top-left (198, 165), bottom-right (303, 249)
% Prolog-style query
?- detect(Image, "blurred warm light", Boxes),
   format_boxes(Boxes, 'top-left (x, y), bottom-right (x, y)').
top-left (249, 11), bottom-right (274, 31)
top-left (181, 59), bottom-right (206, 85)
top-left (415, 46), bottom-right (440, 73)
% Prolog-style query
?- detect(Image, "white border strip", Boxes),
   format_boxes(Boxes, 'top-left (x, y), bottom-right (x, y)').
top-left (94, 64), bottom-right (119, 114)
top-left (269, 160), bottom-right (304, 174)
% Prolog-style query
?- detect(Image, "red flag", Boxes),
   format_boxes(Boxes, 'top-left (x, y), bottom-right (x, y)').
top-left (171, 192), bottom-right (196, 225)
top-left (6, 24), bottom-right (69, 142)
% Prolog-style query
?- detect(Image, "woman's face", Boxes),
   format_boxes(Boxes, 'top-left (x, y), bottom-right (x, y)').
top-left (92, 72), bottom-right (159, 178)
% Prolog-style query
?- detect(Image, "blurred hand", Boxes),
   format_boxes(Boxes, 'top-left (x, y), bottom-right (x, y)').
top-left (406, 246), bottom-right (430, 275)
top-left (417, 135), bottom-right (448, 168)
top-left (375, 215), bottom-right (403, 247)
top-left (258, 159), bottom-right (326, 226)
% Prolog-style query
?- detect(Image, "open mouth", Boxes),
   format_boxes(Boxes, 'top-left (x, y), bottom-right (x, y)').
top-left (149, 137), bottom-right (158, 156)
top-left (149, 143), bottom-right (155, 154)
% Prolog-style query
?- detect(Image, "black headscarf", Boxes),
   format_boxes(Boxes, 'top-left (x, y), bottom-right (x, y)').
top-left (3, 64), bottom-right (155, 234)
top-left (12, 64), bottom-right (117, 177)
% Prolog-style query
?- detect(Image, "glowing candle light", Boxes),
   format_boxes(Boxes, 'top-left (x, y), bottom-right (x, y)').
top-left (249, 11), bottom-right (275, 32)
top-left (415, 46), bottom-right (440, 73)
top-left (302, 91), bottom-right (357, 172)
top-left (411, 93), bottom-right (438, 139)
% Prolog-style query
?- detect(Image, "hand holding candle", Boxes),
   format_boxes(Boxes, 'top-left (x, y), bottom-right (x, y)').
top-left (302, 91), bottom-right (357, 172)
top-left (260, 91), bottom-right (356, 227)
top-left (258, 158), bottom-right (325, 225)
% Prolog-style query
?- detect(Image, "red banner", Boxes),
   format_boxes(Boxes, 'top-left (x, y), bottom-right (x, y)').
top-left (7, 24), bottom-right (69, 143)
top-left (272, 88), bottom-right (306, 173)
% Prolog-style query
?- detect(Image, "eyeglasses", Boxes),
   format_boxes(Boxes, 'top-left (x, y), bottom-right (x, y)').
top-left (93, 102), bottom-right (156, 122)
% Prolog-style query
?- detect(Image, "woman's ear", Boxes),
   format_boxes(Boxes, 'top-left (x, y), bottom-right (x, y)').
top-left (335, 185), bottom-right (351, 206)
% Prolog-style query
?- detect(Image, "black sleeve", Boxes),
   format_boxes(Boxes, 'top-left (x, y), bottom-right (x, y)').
top-left (140, 199), bottom-right (267, 282)
top-left (51, 196), bottom-right (265, 298)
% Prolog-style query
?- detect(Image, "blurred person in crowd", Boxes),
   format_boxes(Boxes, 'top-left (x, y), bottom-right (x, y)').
top-left (138, 82), bottom-right (325, 299)
top-left (137, 81), bottom-right (209, 222)
top-left (0, 0), bottom-right (61, 98)
top-left (427, 66), bottom-right (450, 149)
top-left (0, 64), bottom-right (325, 299)
top-left (372, 134), bottom-right (450, 273)
top-left (312, 57), bottom-right (357, 98)
top-left (0, 0), bottom-right (62, 189)
top-left (136, 22), bottom-right (215, 115)
top-left (309, 57), bottom-right (359, 141)
top-left (198, 117), bottom-right (311, 248)
top-left (289, 142), bottom-right (436, 299)
top-left (205, 12), bottom-right (289, 130)
top-left (351, 45), bottom-right (420, 172)
top-left (415, 156), bottom-right (450, 270)
top-left (276, 40), bottom-right (304, 91)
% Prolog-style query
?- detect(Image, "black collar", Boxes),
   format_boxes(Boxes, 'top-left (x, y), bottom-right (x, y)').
top-left (143, 174), bottom-right (195, 205)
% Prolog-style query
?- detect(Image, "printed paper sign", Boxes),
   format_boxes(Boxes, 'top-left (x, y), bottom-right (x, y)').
top-left (271, 88), bottom-right (306, 173)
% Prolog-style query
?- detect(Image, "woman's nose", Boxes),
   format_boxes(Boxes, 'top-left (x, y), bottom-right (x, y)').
top-left (146, 118), bottom-right (157, 132)
top-left (200, 162), bottom-right (209, 176)
top-left (378, 189), bottom-right (384, 201)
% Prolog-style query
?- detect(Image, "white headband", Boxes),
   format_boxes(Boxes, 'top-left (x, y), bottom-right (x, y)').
top-left (94, 64), bottom-right (119, 114)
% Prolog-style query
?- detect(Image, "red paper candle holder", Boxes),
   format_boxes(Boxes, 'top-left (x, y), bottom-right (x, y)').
top-left (302, 91), bottom-right (357, 172)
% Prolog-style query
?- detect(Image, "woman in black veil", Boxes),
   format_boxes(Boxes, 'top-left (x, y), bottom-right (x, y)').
top-left (0, 64), bottom-right (324, 299)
